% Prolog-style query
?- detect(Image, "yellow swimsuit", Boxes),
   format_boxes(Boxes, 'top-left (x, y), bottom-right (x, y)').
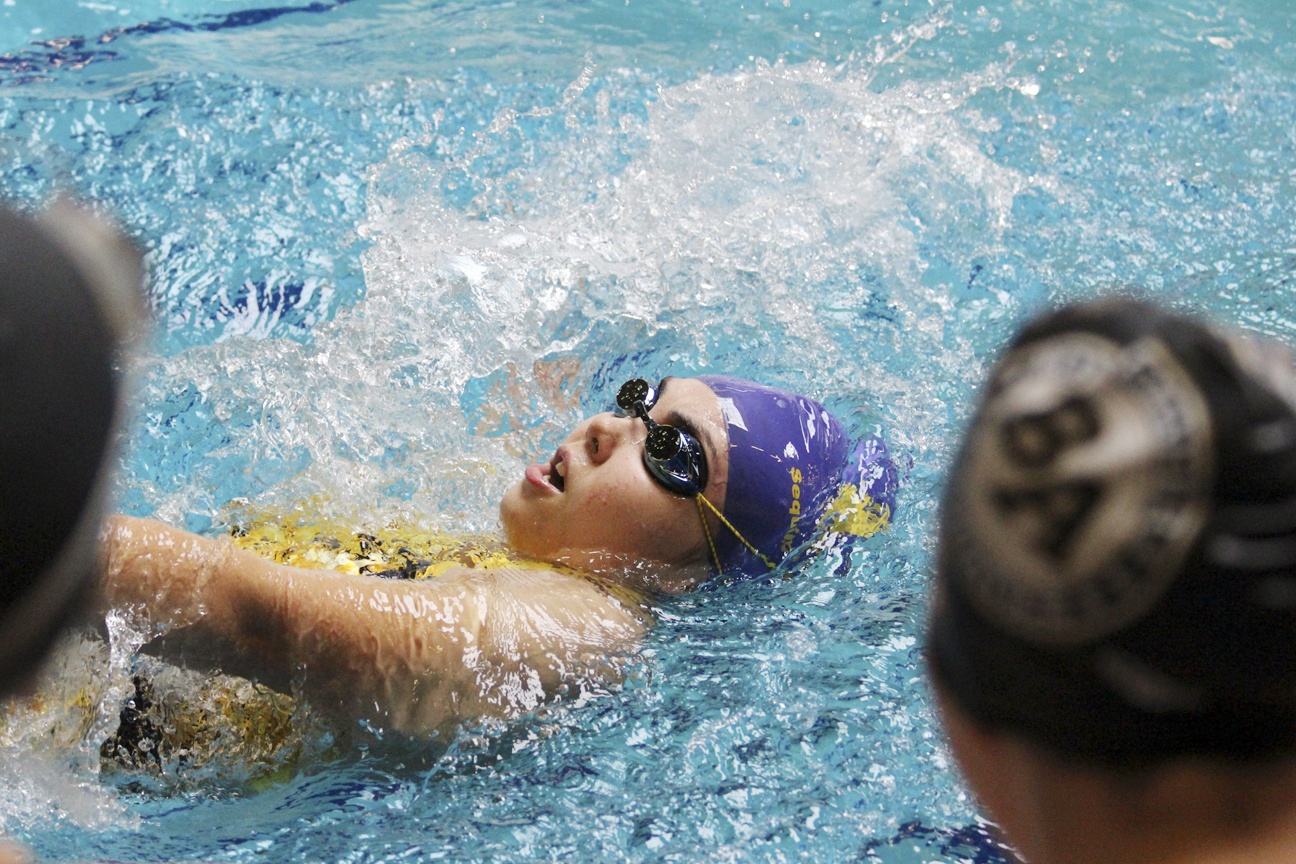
top-left (228, 516), bottom-right (533, 579)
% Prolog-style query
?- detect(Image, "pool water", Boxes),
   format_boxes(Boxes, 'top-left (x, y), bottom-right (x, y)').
top-left (1, 1), bottom-right (1294, 861)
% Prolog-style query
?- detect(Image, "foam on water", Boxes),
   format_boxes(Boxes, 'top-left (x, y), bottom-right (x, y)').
top-left (128, 32), bottom-right (1036, 537)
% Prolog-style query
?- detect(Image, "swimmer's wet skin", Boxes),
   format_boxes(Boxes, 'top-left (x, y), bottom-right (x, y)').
top-left (101, 516), bottom-right (648, 737)
top-left (100, 375), bottom-right (896, 739)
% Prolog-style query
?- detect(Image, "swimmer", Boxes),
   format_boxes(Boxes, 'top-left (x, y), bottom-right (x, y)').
top-left (102, 375), bottom-right (897, 739)
top-left (929, 297), bottom-right (1296, 864)
top-left (0, 201), bottom-right (144, 864)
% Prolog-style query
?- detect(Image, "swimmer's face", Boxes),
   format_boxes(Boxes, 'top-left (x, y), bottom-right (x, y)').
top-left (499, 376), bottom-right (729, 587)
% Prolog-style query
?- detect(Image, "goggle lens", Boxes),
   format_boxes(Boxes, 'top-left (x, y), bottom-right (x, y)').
top-left (615, 378), bottom-right (656, 416)
top-left (614, 378), bottom-right (709, 497)
top-left (645, 424), bottom-right (681, 460)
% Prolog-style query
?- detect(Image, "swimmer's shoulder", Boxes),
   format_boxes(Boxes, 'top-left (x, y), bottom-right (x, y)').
top-left (439, 562), bottom-right (655, 630)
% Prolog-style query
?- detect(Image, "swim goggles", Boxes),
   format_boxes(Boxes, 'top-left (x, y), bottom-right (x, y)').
top-left (613, 378), bottom-right (776, 576)
top-left (613, 378), bottom-right (709, 497)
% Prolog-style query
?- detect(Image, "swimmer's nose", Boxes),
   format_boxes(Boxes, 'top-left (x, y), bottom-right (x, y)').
top-left (585, 412), bottom-right (635, 465)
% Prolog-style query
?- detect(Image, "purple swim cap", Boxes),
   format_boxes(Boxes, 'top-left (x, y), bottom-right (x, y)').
top-left (697, 375), bottom-right (897, 577)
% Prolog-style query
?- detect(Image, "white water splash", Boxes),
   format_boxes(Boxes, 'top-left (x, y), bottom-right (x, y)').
top-left (128, 54), bottom-right (1042, 533)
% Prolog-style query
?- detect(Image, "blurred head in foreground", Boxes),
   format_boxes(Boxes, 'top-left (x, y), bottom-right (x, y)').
top-left (929, 297), bottom-right (1296, 864)
top-left (0, 200), bottom-right (143, 695)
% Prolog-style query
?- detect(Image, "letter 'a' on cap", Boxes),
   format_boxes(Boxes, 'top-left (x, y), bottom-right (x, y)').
top-left (0, 201), bottom-right (144, 693)
top-left (929, 297), bottom-right (1296, 764)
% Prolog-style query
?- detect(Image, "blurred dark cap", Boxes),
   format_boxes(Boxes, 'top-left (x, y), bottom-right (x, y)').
top-left (929, 297), bottom-right (1296, 765)
top-left (0, 201), bottom-right (143, 692)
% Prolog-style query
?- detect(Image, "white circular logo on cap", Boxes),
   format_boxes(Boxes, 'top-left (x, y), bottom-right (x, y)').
top-left (952, 333), bottom-right (1214, 647)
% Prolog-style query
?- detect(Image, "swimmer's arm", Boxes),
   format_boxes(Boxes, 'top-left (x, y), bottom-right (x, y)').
top-left (100, 515), bottom-right (646, 736)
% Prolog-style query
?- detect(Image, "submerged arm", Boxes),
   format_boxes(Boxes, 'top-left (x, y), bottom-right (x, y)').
top-left (100, 515), bottom-right (647, 736)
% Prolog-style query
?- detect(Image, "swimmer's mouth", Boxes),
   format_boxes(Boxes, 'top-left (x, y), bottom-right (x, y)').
top-left (548, 449), bottom-right (567, 493)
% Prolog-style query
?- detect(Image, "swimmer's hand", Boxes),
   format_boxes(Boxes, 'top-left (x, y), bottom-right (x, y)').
top-left (99, 515), bottom-right (646, 737)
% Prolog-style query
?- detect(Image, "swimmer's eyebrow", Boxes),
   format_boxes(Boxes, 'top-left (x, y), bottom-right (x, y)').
top-left (657, 376), bottom-right (721, 479)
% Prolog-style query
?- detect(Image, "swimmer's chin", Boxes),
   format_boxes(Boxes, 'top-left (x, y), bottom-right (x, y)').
top-left (497, 490), bottom-right (709, 594)
top-left (497, 481), bottom-right (532, 542)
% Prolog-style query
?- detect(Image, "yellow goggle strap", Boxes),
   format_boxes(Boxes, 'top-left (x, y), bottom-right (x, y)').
top-left (695, 492), bottom-right (779, 576)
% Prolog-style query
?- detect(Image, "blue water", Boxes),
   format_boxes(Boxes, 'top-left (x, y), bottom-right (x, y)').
top-left (0, 1), bottom-right (1293, 862)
